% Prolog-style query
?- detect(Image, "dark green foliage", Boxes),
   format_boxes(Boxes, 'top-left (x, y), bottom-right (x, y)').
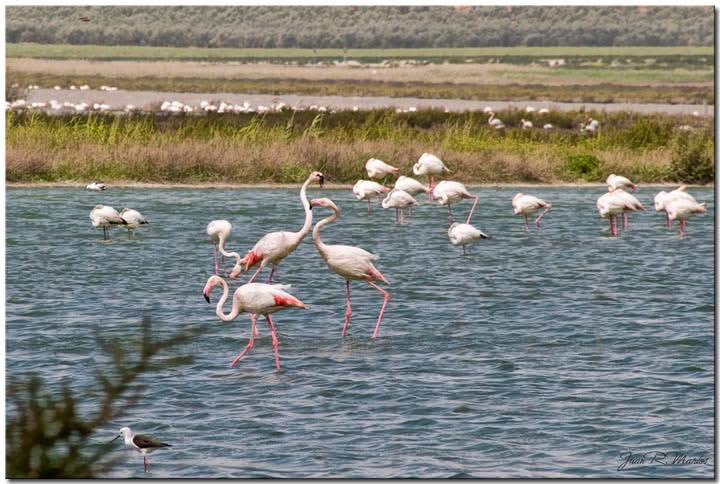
top-left (671, 131), bottom-right (714, 184)
top-left (564, 154), bottom-right (604, 181)
top-left (6, 6), bottom-right (713, 49)
top-left (6, 315), bottom-right (208, 478)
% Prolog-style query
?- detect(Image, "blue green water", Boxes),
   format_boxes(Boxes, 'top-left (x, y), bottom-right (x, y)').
top-left (5, 186), bottom-right (714, 478)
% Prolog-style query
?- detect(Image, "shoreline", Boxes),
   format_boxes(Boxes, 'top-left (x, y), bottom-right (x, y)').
top-left (6, 181), bottom-right (714, 189)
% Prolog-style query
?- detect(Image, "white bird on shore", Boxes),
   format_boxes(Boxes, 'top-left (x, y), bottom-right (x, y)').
top-left (86, 182), bottom-right (106, 191)
top-left (381, 189), bottom-right (417, 224)
top-left (353, 180), bottom-right (391, 214)
top-left (90, 205), bottom-right (127, 240)
top-left (520, 118), bottom-right (533, 129)
top-left (365, 158), bottom-right (399, 179)
top-left (448, 223), bottom-right (489, 255)
top-left (488, 111), bottom-right (505, 130)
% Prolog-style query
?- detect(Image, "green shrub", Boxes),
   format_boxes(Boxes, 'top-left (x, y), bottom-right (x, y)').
top-left (671, 131), bottom-right (714, 184)
top-left (563, 154), bottom-right (603, 181)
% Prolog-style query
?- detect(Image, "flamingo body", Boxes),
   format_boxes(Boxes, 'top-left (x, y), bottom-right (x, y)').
top-left (90, 204), bottom-right (126, 240)
top-left (207, 220), bottom-right (241, 276)
top-left (413, 153), bottom-right (449, 199)
top-left (607, 174), bottom-right (637, 192)
top-left (393, 175), bottom-right (429, 196)
top-left (448, 223), bottom-right (489, 254)
top-left (665, 198), bottom-right (706, 235)
top-left (365, 158), bottom-right (399, 179)
top-left (512, 193), bottom-right (552, 230)
top-left (120, 208), bottom-right (148, 229)
top-left (86, 182), bottom-right (106, 191)
top-left (382, 189), bottom-right (417, 224)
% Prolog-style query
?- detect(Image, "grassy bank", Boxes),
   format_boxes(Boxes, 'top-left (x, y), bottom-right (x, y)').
top-left (6, 109), bottom-right (713, 185)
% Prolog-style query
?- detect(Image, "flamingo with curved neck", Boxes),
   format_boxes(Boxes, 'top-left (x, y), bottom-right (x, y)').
top-left (207, 220), bottom-right (242, 276)
top-left (310, 197), bottom-right (390, 338)
top-left (234, 171), bottom-right (324, 282)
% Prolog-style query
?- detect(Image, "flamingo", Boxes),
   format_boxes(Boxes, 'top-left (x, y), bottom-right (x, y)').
top-left (607, 174), bottom-right (637, 192)
top-left (654, 186), bottom-right (697, 227)
top-left (413, 152), bottom-right (450, 201)
top-left (120, 208), bottom-right (149, 236)
top-left (665, 198), bottom-right (706, 236)
top-left (381, 189), bottom-right (417, 224)
top-left (112, 427), bottom-right (171, 473)
top-left (234, 171), bottom-right (324, 282)
top-left (203, 276), bottom-right (306, 370)
top-left (582, 117), bottom-right (600, 134)
top-left (613, 188), bottom-right (646, 230)
top-left (86, 182), bottom-right (106, 191)
top-left (596, 189), bottom-right (642, 236)
top-left (365, 158), bottom-right (399, 179)
top-left (448, 223), bottom-right (489, 255)
top-left (488, 111), bottom-right (505, 130)
top-left (310, 197), bottom-right (390, 338)
top-left (431, 180), bottom-right (479, 225)
top-left (512, 193), bottom-right (552, 231)
top-left (207, 220), bottom-right (243, 277)
top-left (543, 123), bottom-right (553, 130)
top-left (352, 180), bottom-right (390, 214)
top-left (393, 175), bottom-right (429, 215)
top-left (89, 205), bottom-right (127, 240)
top-left (520, 118), bottom-right (533, 129)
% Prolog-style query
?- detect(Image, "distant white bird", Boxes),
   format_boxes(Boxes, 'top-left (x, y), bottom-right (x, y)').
top-left (665, 198), bottom-right (706, 236)
top-left (488, 111), bottom-right (505, 130)
top-left (86, 182), bottom-right (106, 191)
top-left (543, 123), bottom-right (554, 130)
top-left (413, 152), bottom-right (450, 200)
top-left (525, 106), bottom-right (536, 113)
top-left (582, 117), bottom-right (600, 134)
top-left (538, 108), bottom-right (550, 114)
top-left (654, 186), bottom-right (697, 227)
top-left (520, 118), bottom-right (533, 129)
top-left (119, 208), bottom-right (149, 236)
top-left (112, 427), bottom-right (171, 473)
top-left (365, 158), bottom-right (399, 179)
top-left (448, 222), bottom-right (489, 255)
top-left (89, 205), bottom-right (126, 240)
top-left (352, 180), bottom-right (391, 214)
top-left (431, 180), bottom-right (479, 225)
top-left (512, 193), bottom-right (552, 231)
top-left (606, 174), bottom-right (637, 192)
top-left (381, 189), bottom-right (417, 224)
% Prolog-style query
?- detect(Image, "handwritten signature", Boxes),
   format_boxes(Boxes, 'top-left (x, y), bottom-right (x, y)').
top-left (618, 451), bottom-right (710, 471)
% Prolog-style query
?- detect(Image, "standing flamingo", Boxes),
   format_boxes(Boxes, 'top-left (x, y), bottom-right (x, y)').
top-left (310, 197), bottom-right (390, 338)
top-left (203, 275), bottom-right (306, 370)
top-left (120, 208), bottom-right (149, 236)
top-left (597, 190), bottom-right (641, 236)
top-left (207, 220), bottom-right (242, 276)
top-left (352, 180), bottom-right (390, 214)
top-left (665, 198), bottom-right (706, 236)
top-left (512, 193), bottom-right (552, 231)
top-left (393, 175), bottom-right (429, 215)
top-left (233, 171), bottom-right (324, 282)
top-left (381, 189), bottom-right (417, 224)
top-left (431, 180), bottom-right (479, 225)
top-left (488, 111), bottom-right (505, 130)
top-left (607, 174), bottom-right (637, 192)
top-left (413, 152), bottom-right (450, 201)
top-left (365, 158), bottom-right (399, 179)
top-left (613, 189), bottom-right (646, 230)
top-left (89, 204), bottom-right (127, 240)
top-left (654, 186), bottom-right (697, 227)
top-left (448, 223), bottom-right (489, 255)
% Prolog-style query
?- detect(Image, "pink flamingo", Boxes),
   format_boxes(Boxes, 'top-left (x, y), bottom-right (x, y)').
top-left (381, 189), bottom-right (417, 224)
top-left (393, 175), bottom-right (429, 216)
top-left (512, 193), bottom-right (552, 231)
top-left (431, 180), bottom-right (479, 225)
top-left (613, 189), bottom-right (646, 230)
top-left (365, 158), bottom-right (399, 179)
top-left (352, 180), bottom-right (390, 214)
top-left (448, 223), bottom-right (489, 255)
top-left (310, 197), bottom-right (390, 338)
top-left (597, 190), bottom-right (639, 236)
top-left (233, 171), bottom-right (324, 282)
top-left (606, 174), bottom-right (637, 192)
top-left (207, 220), bottom-right (242, 276)
top-left (665, 198), bottom-right (706, 236)
top-left (654, 186), bottom-right (697, 227)
top-left (203, 275), bottom-right (306, 370)
top-left (413, 152), bottom-right (450, 201)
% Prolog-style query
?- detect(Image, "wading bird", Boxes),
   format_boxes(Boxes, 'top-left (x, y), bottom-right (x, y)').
top-left (207, 220), bottom-right (242, 276)
top-left (613, 189), bottom-right (646, 230)
top-left (512, 193), bottom-right (552, 231)
top-left (234, 171), bottom-right (324, 282)
top-left (310, 197), bottom-right (390, 338)
top-left (381, 189), bottom-right (417, 224)
top-left (393, 175), bottom-right (429, 215)
top-left (597, 190), bottom-right (641, 236)
top-left (606, 174), bottom-right (637, 192)
top-left (86, 182), bottom-right (106, 191)
top-left (654, 186), bottom-right (697, 227)
top-left (120, 208), bottom-right (149, 236)
top-left (112, 427), bottom-right (171, 473)
top-left (488, 111), bottom-right (505, 130)
top-left (352, 180), bottom-right (390, 214)
top-left (413, 153), bottom-right (450, 201)
top-left (89, 205), bottom-right (126, 240)
top-left (431, 181), bottom-right (479, 225)
top-left (664, 198), bottom-right (706, 236)
top-left (448, 223), bottom-right (489, 255)
top-left (365, 158), bottom-right (399, 179)
top-left (203, 276), bottom-right (306, 370)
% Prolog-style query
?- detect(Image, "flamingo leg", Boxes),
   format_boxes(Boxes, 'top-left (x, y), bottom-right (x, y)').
top-left (408, 205), bottom-right (413, 217)
top-left (666, 213), bottom-right (671, 227)
top-left (429, 176), bottom-right (435, 201)
top-left (612, 215), bottom-right (619, 236)
top-left (103, 227), bottom-right (108, 240)
top-left (524, 215), bottom-right (530, 232)
top-left (534, 207), bottom-right (551, 226)
top-left (367, 280), bottom-right (390, 339)
top-left (622, 213), bottom-right (629, 230)
top-left (679, 219), bottom-right (687, 236)
top-left (462, 245), bottom-right (467, 256)
top-left (367, 198), bottom-right (372, 215)
top-left (267, 265), bottom-right (276, 283)
top-left (342, 280), bottom-right (352, 337)
top-left (448, 204), bottom-right (454, 224)
top-left (266, 315), bottom-right (281, 370)
top-left (212, 242), bottom-right (219, 275)
top-left (247, 265), bottom-right (263, 284)
top-left (230, 314), bottom-right (257, 367)
top-left (465, 195), bottom-right (479, 224)
top-left (400, 208), bottom-right (405, 225)
top-left (395, 208), bottom-right (399, 224)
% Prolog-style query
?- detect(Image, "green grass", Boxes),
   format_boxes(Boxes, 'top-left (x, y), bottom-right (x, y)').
top-left (6, 109), bottom-right (713, 185)
top-left (7, 43), bottom-right (714, 64)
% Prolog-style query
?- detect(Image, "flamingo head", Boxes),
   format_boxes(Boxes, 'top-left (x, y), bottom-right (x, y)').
top-left (310, 197), bottom-right (339, 212)
top-left (654, 191), bottom-right (669, 211)
top-left (203, 275), bottom-right (223, 303)
top-left (309, 171), bottom-right (325, 186)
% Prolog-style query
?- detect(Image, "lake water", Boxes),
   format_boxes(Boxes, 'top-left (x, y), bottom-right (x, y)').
top-left (5, 186), bottom-right (715, 478)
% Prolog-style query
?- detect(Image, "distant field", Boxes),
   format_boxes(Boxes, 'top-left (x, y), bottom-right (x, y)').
top-left (6, 43), bottom-right (714, 65)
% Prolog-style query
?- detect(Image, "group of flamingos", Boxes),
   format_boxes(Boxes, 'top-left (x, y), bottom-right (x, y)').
top-left (197, 153), bottom-right (705, 371)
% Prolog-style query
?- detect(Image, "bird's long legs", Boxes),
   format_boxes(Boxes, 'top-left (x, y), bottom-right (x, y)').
top-left (367, 281), bottom-right (390, 339)
top-left (267, 265), bottom-right (276, 283)
top-left (622, 213), bottom-right (629, 230)
top-left (534, 207), bottom-right (551, 226)
top-left (247, 266), bottom-right (263, 283)
top-left (230, 314), bottom-right (257, 367)
top-left (342, 281), bottom-right (353, 337)
top-left (429, 176), bottom-right (435, 201)
top-left (144, 455), bottom-right (149, 472)
top-left (212, 242), bottom-right (219, 275)
top-left (679, 219), bottom-right (687, 236)
top-left (666, 213), bottom-right (672, 227)
top-left (103, 227), bottom-right (109, 241)
top-left (266, 315), bottom-right (281, 370)
top-left (447, 205), bottom-right (454, 224)
top-left (465, 195), bottom-right (479, 224)
top-left (523, 215), bottom-right (530, 232)
top-left (367, 199), bottom-right (372, 215)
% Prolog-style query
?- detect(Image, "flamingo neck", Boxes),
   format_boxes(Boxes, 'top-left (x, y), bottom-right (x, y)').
top-left (214, 277), bottom-right (242, 322)
top-left (289, 175), bottom-right (314, 248)
top-left (312, 206), bottom-right (338, 259)
top-left (218, 236), bottom-right (242, 271)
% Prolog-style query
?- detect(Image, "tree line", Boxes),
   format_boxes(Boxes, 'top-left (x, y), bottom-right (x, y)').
top-left (6, 6), bottom-right (713, 49)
